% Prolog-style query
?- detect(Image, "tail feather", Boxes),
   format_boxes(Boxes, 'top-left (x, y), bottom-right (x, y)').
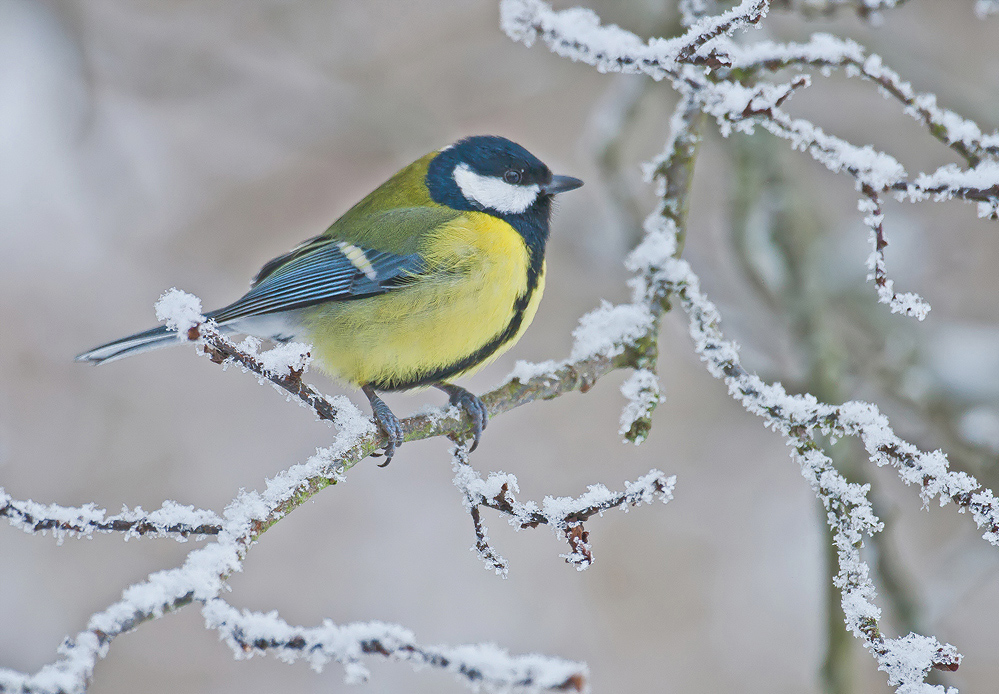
top-left (76, 325), bottom-right (183, 365)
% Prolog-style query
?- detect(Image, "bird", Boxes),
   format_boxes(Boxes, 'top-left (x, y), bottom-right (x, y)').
top-left (77, 135), bottom-right (582, 464)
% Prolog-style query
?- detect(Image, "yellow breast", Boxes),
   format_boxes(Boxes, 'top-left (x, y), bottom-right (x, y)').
top-left (301, 212), bottom-right (545, 390)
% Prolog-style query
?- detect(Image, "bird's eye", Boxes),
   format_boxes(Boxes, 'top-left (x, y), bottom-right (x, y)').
top-left (503, 169), bottom-right (522, 185)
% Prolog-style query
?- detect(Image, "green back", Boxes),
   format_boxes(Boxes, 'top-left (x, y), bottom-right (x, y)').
top-left (327, 152), bottom-right (460, 255)
top-left (253, 151), bottom-right (461, 286)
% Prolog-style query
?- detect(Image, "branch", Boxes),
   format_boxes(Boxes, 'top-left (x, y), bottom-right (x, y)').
top-left (452, 443), bottom-right (676, 573)
top-left (637, 233), bottom-right (968, 685)
top-left (0, 422), bottom-right (588, 693)
top-left (726, 33), bottom-right (999, 166)
top-left (859, 186), bottom-right (931, 319)
top-left (506, 7), bottom-right (998, 686)
top-left (503, 3), bottom-right (997, 322)
top-left (500, 0), bottom-right (769, 76)
top-left (3, 262), bottom-right (682, 692)
top-left (197, 328), bottom-right (339, 422)
top-left (203, 598), bottom-right (588, 692)
top-left (0, 489), bottom-right (222, 540)
top-left (148, 284), bottom-right (664, 463)
top-left (647, 242), bottom-right (999, 542)
top-left (896, 160), bottom-right (999, 219)
top-left (644, 90), bottom-right (706, 260)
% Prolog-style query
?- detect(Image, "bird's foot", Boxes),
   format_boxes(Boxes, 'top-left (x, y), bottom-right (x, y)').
top-left (362, 385), bottom-right (403, 466)
top-left (434, 383), bottom-right (488, 452)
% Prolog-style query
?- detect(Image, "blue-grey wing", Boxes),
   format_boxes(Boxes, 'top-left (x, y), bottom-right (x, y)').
top-left (209, 239), bottom-right (423, 323)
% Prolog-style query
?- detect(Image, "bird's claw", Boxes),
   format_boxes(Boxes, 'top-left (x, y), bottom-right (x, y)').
top-left (373, 410), bottom-right (403, 467)
top-left (435, 383), bottom-right (488, 452)
top-left (363, 385), bottom-right (403, 466)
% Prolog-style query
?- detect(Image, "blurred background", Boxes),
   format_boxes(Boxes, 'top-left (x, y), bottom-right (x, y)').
top-left (1, 1), bottom-right (997, 692)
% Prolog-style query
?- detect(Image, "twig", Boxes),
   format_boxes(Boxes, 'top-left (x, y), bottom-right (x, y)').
top-left (2, 277), bottom-right (677, 693)
top-left (196, 325), bottom-right (339, 422)
top-left (726, 33), bottom-right (999, 166)
top-left (454, 447), bottom-right (676, 573)
top-left (859, 185), bottom-right (931, 319)
top-left (204, 598), bottom-right (588, 692)
top-left (1, 490), bottom-right (222, 540)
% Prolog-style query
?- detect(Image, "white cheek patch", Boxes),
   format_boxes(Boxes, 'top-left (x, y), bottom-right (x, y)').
top-left (453, 163), bottom-right (540, 215)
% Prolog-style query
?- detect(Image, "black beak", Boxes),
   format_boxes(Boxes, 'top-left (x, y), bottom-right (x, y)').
top-left (541, 175), bottom-right (583, 195)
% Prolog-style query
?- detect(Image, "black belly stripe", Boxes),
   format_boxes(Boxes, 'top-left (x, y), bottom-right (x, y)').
top-left (373, 262), bottom-right (542, 391)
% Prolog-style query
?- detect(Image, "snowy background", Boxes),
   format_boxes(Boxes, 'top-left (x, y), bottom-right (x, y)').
top-left (2, 1), bottom-right (998, 692)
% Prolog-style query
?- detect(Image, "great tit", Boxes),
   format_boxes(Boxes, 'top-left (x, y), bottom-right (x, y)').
top-left (78, 135), bottom-right (582, 463)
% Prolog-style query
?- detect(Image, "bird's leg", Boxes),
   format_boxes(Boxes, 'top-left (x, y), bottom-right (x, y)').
top-left (434, 383), bottom-right (488, 452)
top-left (362, 384), bottom-right (403, 466)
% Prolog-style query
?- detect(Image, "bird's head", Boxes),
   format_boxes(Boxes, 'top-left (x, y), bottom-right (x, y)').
top-left (426, 135), bottom-right (582, 217)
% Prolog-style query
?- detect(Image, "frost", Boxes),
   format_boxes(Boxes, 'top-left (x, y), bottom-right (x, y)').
top-left (154, 288), bottom-right (204, 334)
top-left (201, 598), bottom-right (590, 690)
top-left (507, 359), bottom-right (562, 383)
top-left (625, 223), bottom-right (678, 275)
top-left (977, 199), bottom-right (999, 220)
top-left (258, 342), bottom-right (312, 378)
top-left (619, 369), bottom-right (661, 444)
top-left (569, 301), bottom-right (655, 362)
top-left (223, 335), bottom-right (314, 381)
top-left (452, 441), bottom-right (675, 574)
top-left (0, 490), bottom-right (222, 542)
top-left (878, 634), bottom-right (961, 692)
top-left (8, 2), bottom-right (996, 692)
top-left (909, 160), bottom-right (999, 209)
top-left (860, 196), bottom-right (931, 320)
top-left (501, 0), bottom-right (768, 79)
top-left (653, 204), bottom-right (981, 685)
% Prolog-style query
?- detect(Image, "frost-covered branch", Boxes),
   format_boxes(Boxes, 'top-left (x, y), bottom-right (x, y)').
top-left (624, 212), bottom-right (995, 689)
top-left (204, 598), bottom-right (588, 692)
top-left (151, 288), bottom-right (667, 460)
top-left (727, 33), bottom-right (999, 166)
top-left (6, 3), bottom-right (996, 692)
top-left (648, 240), bottom-right (970, 682)
top-left (859, 186), bottom-right (931, 319)
top-left (632, 227), bottom-right (999, 552)
top-left (0, 489), bottom-right (222, 540)
top-left (644, 90), bottom-right (705, 259)
top-left (4, 242), bottom-right (683, 693)
top-left (500, 0), bottom-right (769, 76)
top-left (501, 3), bottom-right (999, 690)
top-left (452, 443), bottom-right (676, 574)
top-left (898, 160), bottom-right (999, 220)
top-left (0, 404), bottom-right (590, 693)
top-left (503, 0), bottom-right (999, 320)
